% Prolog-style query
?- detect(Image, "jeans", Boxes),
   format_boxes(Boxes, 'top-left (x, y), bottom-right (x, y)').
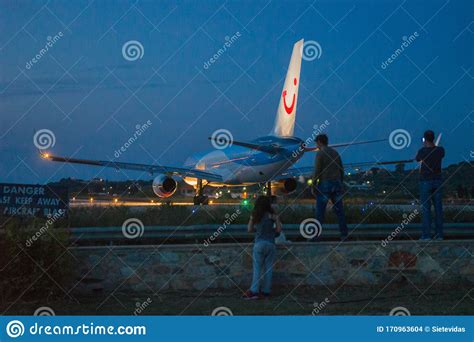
top-left (420, 179), bottom-right (443, 239)
top-left (250, 240), bottom-right (276, 294)
top-left (316, 180), bottom-right (348, 237)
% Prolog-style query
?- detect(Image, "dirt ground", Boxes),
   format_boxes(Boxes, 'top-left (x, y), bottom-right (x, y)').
top-left (2, 283), bottom-right (473, 316)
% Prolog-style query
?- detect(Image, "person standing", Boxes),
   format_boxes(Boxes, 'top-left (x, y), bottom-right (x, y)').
top-left (312, 134), bottom-right (348, 240)
top-left (416, 130), bottom-right (445, 241)
top-left (243, 196), bottom-right (282, 300)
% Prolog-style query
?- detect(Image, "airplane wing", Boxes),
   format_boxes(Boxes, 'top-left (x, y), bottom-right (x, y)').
top-left (40, 152), bottom-right (223, 182)
top-left (272, 158), bottom-right (416, 180)
top-left (209, 137), bottom-right (386, 154)
top-left (345, 159), bottom-right (415, 168)
top-left (304, 138), bottom-right (387, 152)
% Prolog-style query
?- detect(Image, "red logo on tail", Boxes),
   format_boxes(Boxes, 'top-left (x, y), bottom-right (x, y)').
top-left (282, 78), bottom-right (297, 115)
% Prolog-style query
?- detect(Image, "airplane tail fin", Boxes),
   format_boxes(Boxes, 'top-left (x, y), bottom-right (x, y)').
top-left (272, 39), bottom-right (304, 137)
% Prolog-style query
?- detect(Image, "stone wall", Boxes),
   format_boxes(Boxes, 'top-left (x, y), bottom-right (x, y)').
top-left (71, 240), bottom-right (474, 294)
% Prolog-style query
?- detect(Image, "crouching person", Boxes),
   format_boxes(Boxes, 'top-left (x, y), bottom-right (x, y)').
top-left (242, 196), bottom-right (282, 300)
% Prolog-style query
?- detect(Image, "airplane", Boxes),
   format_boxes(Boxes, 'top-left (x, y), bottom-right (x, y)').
top-left (40, 39), bottom-right (391, 205)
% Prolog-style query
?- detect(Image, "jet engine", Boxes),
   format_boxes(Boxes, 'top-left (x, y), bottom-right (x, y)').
top-left (271, 178), bottom-right (298, 195)
top-left (152, 175), bottom-right (178, 198)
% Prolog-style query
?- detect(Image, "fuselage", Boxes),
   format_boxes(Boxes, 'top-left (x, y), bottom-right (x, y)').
top-left (183, 136), bottom-right (305, 187)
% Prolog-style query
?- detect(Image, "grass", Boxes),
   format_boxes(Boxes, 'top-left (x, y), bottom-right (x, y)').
top-left (2, 283), bottom-right (472, 316)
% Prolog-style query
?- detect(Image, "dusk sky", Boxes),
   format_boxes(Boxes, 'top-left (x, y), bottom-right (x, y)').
top-left (0, 0), bottom-right (472, 184)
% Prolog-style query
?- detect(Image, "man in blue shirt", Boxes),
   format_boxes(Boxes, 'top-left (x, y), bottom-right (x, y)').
top-left (415, 130), bottom-right (445, 241)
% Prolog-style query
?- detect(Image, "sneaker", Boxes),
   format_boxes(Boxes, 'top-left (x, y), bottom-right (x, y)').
top-left (260, 292), bottom-right (271, 299)
top-left (242, 290), bottom-right (259, 300)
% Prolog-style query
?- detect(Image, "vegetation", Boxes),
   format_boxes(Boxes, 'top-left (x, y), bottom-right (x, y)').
top-left (0, 217), bottom-right (73, 303)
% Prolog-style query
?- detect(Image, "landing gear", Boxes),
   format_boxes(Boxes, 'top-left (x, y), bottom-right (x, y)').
top-left (266, 181), bottom-right (272, 196)
top-left (193, 179), bottom-right (209, 205)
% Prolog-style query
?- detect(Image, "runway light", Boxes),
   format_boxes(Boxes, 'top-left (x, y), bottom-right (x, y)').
top-left (114, 198), bottom-right (118, 203)
top-left (72, 197), bottom-right (76, 201)
top-left (89, 197), bottom-right (94, 202)
top-left (209, 200), bottom-right (214, 204)
top-left (241, 199), bottom-right (249, 206)
top-left (307, 179), bottom-right (313, 185)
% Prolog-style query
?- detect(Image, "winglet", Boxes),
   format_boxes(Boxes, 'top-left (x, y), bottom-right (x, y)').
top-left (435, 133), bottom-right (442, 146)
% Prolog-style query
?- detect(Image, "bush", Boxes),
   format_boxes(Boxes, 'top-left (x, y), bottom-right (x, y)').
top-left (0, 218), bottom-right (73, 304)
